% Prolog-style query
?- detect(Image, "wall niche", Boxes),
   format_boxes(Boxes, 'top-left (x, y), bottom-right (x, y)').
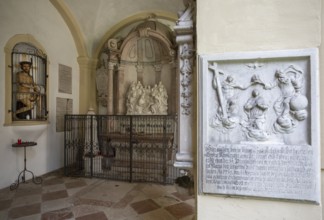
top-left (96, 19), bottom-right (177, 115)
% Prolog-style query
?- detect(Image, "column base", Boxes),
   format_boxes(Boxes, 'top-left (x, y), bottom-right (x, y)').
top-left (174, 152), bottom-right (193, 168)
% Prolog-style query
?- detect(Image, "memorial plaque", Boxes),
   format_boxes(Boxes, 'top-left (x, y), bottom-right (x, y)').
top-left (58, 64), bottom-right (72, 94)
top-left (199, 49), bottom-right (320, 203)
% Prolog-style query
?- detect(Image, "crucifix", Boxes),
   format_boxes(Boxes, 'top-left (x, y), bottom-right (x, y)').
top-left (208, 62), bottom-right (227, 118)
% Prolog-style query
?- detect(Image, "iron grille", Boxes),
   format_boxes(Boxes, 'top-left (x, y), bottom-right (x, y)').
top-left (64, 115), bottom-right (180, 184)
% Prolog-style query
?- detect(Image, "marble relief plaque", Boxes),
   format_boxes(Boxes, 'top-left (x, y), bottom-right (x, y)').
top-left (199, 49), bottom-right (320, 203)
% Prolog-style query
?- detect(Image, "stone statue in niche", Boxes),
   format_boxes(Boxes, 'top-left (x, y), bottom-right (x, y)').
top-left (255, 65), bottom-right (308, 134)
top-left (208, 63), bottom-right (255, 132)
top-left (16, 61), bottom-right (41, 119)
top-left (126, 81), bottom-right (168, 115)
top-left (96, 53), bottom-right (108, 107)
top-left (241, 89), bottom-right (269, 141)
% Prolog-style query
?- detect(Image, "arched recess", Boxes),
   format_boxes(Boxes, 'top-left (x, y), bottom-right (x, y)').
top-left (95, 16), bottom-right (178, 115)
top-left (93, 11), bottom-right (177, 59)
top-left (50, 0), bottom-right (87, 58)
top-left (50, 0), bottom-right (97, 114)
top-left (4, 34), bottom-right (49, 126)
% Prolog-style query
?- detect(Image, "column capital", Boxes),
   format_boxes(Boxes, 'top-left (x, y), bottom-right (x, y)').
top-left (77, 56), bottom-right (97, 69)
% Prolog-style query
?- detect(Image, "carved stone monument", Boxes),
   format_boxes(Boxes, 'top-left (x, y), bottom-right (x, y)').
top-left (199, 49), bottom-right (320, 203)
top-left (126, 81), bottom-right (168, 115)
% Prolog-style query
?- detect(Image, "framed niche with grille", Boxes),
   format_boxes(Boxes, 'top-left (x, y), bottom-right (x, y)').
top-left (11, 43), bottom-right (48, 121)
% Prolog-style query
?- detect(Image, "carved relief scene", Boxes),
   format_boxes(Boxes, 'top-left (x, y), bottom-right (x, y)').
top-left (200, 50), bottom-right (320, 203)
top-left (96, 18), bottom-right (177, 116)
top-left (207, 58), bottom-right (310, 145)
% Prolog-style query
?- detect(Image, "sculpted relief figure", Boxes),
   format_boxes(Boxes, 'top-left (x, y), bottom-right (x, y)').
top-left (126, 81), bottom-right (168, 115)
top-left (209, 63), bottom-right (254, 132)
top-left (151, 82), bottom-right (168, 114)
top-left (16, 61), bottom-right (40, 118)
top-left (255, 65), bottom-right (308, 134)
top-left (241, 89), bottom-right (269, 141)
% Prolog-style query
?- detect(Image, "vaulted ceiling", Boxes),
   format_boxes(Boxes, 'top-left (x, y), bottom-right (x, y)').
top-left (53, 0), bottom-right (184, 57)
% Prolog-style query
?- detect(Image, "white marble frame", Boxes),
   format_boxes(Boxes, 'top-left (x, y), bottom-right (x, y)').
top-left (198, 48), bottom-right (320, 202)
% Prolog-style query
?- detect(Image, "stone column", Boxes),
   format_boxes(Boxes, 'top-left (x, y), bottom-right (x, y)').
top-left (78, 56), bottom-right (97, 114)
top-left (174, 0), bottom-right (195, 168)
top-left (107, 38), bottom-right (121, 114)
top-left (170, 62), bottom-right (178, 115)
top-left (115, 64), bottom-right (125, 115)
top-left (107, 62), bottom-right (115, 114)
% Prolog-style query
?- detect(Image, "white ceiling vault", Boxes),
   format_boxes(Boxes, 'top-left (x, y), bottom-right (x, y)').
top-left (58, 0), bottom-right (184, 57)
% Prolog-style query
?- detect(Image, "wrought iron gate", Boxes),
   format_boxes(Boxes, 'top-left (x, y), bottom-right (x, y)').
top-left (64, 115), bottom-right (180, 184)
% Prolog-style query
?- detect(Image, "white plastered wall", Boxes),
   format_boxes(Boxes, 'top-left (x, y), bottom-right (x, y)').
top-left (0, 0), bottom-right (79, 189)
top-left (196, 0), bottom-right (322, 219)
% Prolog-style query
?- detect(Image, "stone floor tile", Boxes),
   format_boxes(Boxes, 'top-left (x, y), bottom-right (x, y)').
top-left (140, 208), bottom-right (177, 220)
top-left (71, 204), bottom-right (99, 218)
top-left (112, 185), bottom-right (146, 208)
top-left (80, 181), bottom-right (134, 203)
top-left (130, 199), bottom-right (160, 214)
top-left (42, 177), bottom-right (64, 186)
top-left (140, 184), bottom-right (167, 198)
top-left (0, 188), bottom-right (15, 200)
top-left (153, 195), bottom-right (180, 207)
top-left (42, 182), bottom-right (66, 193)
top-left (8, 203), bottom-right (41, 219)
top-left (179, 214), bottom-right (195, 220)
top-left (1, 172), bottom-right (195, 220)
top-left (15, 213), bottom-right (41, 220)
top-left (102, 205), bottom-right (139, 220)
top-left (0, 210), bottom-right (8, 219)
top-left (0, 199), bottom-right (12, 211)
top-left (164, 202), bottom-right (194, 219)
top-left (11, 194), bottom-right (41, 208)
top-left (41, 207), bottom-right (74, 220)
top-left (171, 192), bottom-right (194, 201)
top-left (42, 190), bottom-right (68, 202)
top-left (14, 186), bottom-right (42, 198)
top-left (41, 198), bottom-right (72, 213)
top-left (75, 211), bottom-right (108, 220)
top-left (65, 180), bottom-right (87, 189)
top-left (73, 197), bottom-right (113, 207)
top-left (184, 198), bottom-right (195, 207)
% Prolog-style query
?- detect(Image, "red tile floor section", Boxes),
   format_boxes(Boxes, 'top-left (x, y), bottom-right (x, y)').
top-left (0, 170), bottom-right (195, 219)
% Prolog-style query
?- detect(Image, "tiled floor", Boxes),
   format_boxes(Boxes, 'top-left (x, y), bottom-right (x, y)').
top-left (0, 170), bottom-right (195, 220)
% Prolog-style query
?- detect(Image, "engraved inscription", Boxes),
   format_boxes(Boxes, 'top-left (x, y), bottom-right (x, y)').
top-left (203, 144), bottom-right (316, 201)
top-left (58, 64), bottom-right (72, 94)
